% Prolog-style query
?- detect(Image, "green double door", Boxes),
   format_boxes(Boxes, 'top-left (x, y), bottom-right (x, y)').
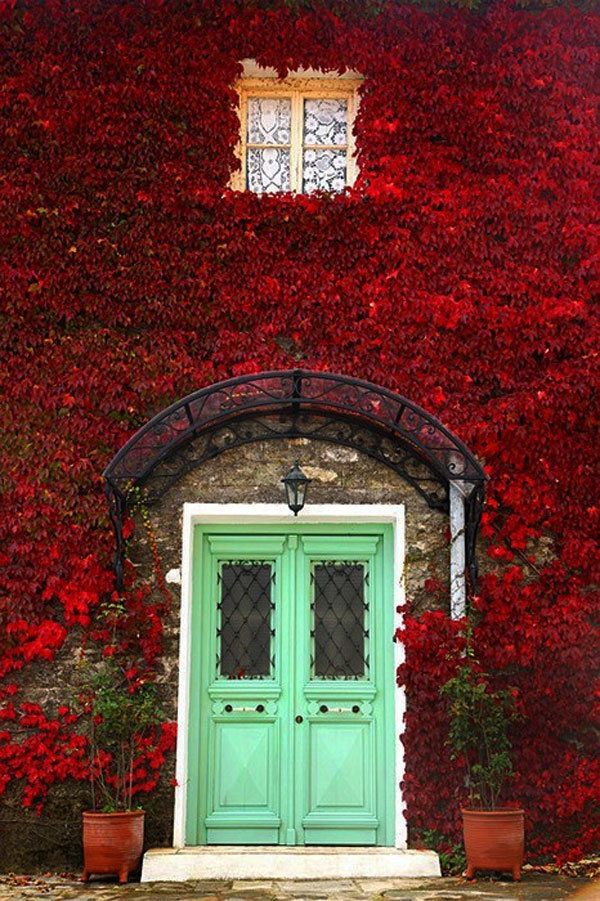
top-left (186, 523), bottom-right (395, 847)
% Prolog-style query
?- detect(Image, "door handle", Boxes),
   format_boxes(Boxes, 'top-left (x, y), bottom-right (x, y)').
top-left (295, 715), bottom-right (304, 724)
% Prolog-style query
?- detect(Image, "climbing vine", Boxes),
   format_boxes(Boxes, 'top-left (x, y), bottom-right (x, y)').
top-left (0, 0), bottom-right (598, 866)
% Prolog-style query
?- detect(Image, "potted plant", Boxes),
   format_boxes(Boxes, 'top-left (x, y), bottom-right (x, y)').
top-left (78, 654), bottom-right (162, 884)
top-left (441, 660), bottom-right (524, 881)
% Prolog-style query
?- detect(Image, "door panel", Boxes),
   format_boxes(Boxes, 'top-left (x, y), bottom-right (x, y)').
top-left (188, 523), bottom-right (395, 847)
top-left (296, 535), bottom-right (383, 845)
top-left (188, 534), bottom-right (288, 845)
top-left (214, 722), bottom-right (274, 808)
top-left (205, 719), bottom-right (281, 844)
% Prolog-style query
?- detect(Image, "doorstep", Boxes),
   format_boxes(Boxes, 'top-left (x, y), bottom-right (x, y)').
top-left (140, 845), bottom-right (441, 882)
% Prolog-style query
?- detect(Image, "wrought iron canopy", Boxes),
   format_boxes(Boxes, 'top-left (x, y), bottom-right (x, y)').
top-left (103, 369), bottom-right (485, 592)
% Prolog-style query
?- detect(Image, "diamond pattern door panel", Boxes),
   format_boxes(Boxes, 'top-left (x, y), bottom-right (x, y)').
top-left (214, 723), bottom-right (275, 808)
top-left (205, 720), bottom-right (280, 844)
top-left (303, 719), bottom-right (377, 844)
top-left (308, 722), bottom-right (372, 809)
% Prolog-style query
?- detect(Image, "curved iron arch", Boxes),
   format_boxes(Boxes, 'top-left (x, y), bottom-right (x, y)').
top-left (104, 370), bottom-right (486, 593)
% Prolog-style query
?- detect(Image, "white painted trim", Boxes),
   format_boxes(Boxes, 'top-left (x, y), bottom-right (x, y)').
top-left (449, 483), bottom-right (467, 619)
top-left (173, 501), bottom-right (194, 847)
top-left (173, 503), bottom-right (406, 850)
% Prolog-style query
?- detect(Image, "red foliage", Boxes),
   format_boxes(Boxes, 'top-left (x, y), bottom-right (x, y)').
top-left (0, 0), bottom-right (598, 863)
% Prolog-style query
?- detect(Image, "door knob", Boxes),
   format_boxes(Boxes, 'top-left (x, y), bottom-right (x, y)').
top-left (295, 715), bottom-right (304, 724)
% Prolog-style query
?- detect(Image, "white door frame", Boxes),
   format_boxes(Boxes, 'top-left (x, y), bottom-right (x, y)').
top-left (173, 503), bottom-right (407, 849)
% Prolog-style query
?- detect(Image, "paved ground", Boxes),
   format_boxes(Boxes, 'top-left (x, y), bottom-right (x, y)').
top-left (0, 873), bottom-right (598, 901)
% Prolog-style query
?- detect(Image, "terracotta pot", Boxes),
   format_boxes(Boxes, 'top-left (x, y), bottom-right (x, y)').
top-left (462, 808), bottom-right (524, 881)
top-left (82, 810), bottom-right (145, 884)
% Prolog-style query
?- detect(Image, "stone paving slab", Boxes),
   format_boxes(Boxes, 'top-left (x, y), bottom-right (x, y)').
top-left (0, 874), bottom-right (597, 901)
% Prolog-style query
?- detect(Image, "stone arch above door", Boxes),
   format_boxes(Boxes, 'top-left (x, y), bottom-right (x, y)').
top-left (104, 370), bottom-right (486, 613)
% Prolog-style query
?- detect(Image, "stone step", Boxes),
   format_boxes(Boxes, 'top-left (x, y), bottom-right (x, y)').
top-left (141, 846), bottom-right (441, 882)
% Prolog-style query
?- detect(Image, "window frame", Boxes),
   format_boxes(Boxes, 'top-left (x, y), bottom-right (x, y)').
top-left (232, 76), bottom-right (362, 194)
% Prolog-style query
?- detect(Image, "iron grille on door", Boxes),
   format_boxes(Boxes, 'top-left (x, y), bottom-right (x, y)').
top-left (310, 561), bottom-right (369, 679)
top-left (217, 562), bottom-right (275, 679)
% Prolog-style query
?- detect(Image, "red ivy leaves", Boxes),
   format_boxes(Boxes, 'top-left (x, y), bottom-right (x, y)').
top-left (0, 0), bottom-right (598, 865)
top-left (0, 706), bottom-right (177, 814)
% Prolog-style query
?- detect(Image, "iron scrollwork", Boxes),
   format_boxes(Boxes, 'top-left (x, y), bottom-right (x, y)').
top-left (104, 370), bottom-right (486, 593)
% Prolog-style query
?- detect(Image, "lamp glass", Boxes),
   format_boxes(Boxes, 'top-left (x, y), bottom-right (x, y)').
top-left (282, 461), bottom-right (311, 515)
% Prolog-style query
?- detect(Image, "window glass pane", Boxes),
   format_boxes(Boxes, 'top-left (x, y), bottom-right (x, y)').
top-left (312, 562), bottom-right (368, 679)
top-left (303, 98), bottom-right (348, 146)
top-left (218, 562), bottom-right (274, 678)
top-left (247, 97), bottom-right (292, 145)
top-left (247, 147), bottom-right (291, 193)
top-left (303, 148), bottom-right (347, 194)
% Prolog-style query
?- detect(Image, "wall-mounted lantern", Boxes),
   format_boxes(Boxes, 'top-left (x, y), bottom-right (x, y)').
top-left (282, 461), bottom-right (311, 516)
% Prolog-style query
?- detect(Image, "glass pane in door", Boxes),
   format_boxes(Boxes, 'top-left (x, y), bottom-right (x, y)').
top-left (311, 562), bottom-right (368, 679)
top-left (217, 562), bottom-right (274, 678)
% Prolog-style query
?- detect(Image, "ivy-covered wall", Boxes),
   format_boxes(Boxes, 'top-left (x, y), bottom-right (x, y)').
top-left (0, 0), bottom-right (598, 870)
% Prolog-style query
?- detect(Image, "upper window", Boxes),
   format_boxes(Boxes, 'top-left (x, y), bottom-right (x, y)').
top-left (233, 62), bottom-right (361, 195)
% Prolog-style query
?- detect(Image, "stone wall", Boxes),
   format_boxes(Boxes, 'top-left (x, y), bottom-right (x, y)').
top-left (1, 437), bottom-right (450, 871)
top-left (141, 436), bottom-right (450, 629)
